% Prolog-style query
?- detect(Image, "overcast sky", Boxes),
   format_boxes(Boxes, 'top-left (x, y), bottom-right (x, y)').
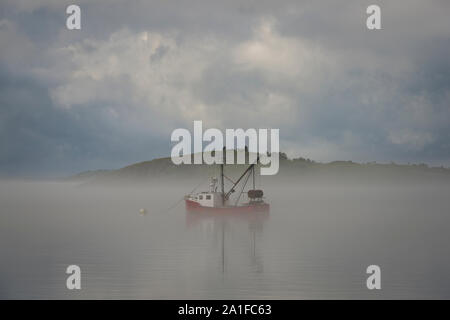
top-left (1, 0), bottom-right (449, 176)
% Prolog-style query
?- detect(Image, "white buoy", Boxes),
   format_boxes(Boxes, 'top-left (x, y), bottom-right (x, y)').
top-left (139, 208), bottom-right (147, 215)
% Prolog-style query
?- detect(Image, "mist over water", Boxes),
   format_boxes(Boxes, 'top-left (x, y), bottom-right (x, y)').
top-left (1, 178), bottom-right (450, 299)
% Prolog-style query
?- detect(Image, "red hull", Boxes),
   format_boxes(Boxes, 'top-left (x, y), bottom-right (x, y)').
top-left (185, 199), bottom-right (270, 214)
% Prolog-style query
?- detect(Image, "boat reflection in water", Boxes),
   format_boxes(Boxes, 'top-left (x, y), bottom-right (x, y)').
top-left (185, 207), bottom-right (268, 274)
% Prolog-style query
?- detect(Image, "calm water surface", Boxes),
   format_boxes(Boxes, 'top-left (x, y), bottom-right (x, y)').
top-left (1, 180), bottom-right (450, 299)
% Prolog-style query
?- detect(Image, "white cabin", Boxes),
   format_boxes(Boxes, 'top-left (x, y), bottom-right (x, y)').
top-left (186, 177), bottom-right (228, 208)
top-left (187, 192), bottom-right (225, 208)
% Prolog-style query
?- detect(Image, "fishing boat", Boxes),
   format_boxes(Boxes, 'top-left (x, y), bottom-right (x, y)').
top-left (184, 153), bottom-right (270, 214)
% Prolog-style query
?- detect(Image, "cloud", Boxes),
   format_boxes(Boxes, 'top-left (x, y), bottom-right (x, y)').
top-left (233, 19), bottom-right (324, 79)
top-left (388, 130), bottom-right (434, 151)
top-left (0, 19), bottom-right (36, 73)
top-left (1, 0), bottom-right (450, 175)
top-left (45, 29), bottom-right (225, 131)
top-left (44, 21), bottom-right (321, 131)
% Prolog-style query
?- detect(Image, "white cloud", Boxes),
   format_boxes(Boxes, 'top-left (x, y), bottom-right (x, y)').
top-left (47, 29), bottom-right (224, 131)
top-left (45, 23), bottom-right (323, 131)
top-left (388, 129), bottom-right (434, 151)
top-left (233, 18), bottom-right (334, 90)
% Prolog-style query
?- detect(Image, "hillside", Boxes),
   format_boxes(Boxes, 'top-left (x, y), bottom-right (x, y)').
top-left (68, 152), bottom-right (450, 186)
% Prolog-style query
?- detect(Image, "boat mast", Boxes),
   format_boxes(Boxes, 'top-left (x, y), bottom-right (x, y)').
top-left (221, 147), bottom-right (225, 206)
top-left (252, 166), bottom-right (255, 189)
